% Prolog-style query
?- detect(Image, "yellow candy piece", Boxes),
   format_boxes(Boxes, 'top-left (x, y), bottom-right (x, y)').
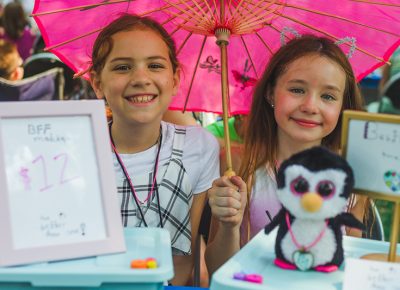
top-left (147, 260), bottom-right (158, 268)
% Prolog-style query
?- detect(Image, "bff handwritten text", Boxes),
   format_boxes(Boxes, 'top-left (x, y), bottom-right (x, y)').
top-left (28, 123), bottom-right (69, 143)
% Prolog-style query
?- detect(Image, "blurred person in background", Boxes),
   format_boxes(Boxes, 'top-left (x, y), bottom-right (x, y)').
top-left (0, 39), bottom-right (23, 81)
top-left (206, 114), bottom-right (247, 175)
top-left (206, 114), bottom-right (246, 145)
top-left (0, 1), bottom-right (36, 60)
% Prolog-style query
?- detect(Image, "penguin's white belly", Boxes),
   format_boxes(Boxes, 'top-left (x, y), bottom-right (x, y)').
top-left (281, 220), bottom-right (336, 267)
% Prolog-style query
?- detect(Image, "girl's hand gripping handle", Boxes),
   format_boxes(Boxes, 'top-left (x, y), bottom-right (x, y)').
top-left (208, 175), bottom-right (247, 229)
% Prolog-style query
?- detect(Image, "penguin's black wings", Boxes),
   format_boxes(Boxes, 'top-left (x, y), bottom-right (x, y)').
top-left (334, 212), bottom-right (365, 231)
top-left (265, 208), bottom-right (286, 234)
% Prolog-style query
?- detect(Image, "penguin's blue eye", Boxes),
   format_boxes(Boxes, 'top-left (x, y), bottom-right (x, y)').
top-left (290, 176), bottom-right (309, 195)
top-left (316, 180), bottom-right (336, 198)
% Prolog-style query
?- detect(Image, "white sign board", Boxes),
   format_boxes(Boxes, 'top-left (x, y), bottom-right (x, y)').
top-left (0, 100), bottom-right (125, 266)
top-left (342, 111), bottom-right (400, 201)
top-left (343, 258), bottom-right (400, 290)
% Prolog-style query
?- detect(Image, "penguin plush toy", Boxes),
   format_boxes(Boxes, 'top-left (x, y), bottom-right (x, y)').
top-left (264, 146), bottom-right (364, 273)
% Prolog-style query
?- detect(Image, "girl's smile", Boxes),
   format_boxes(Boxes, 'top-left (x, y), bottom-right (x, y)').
top-left (125, 94), bottom-right (157, 106)
top-left (290, 117), bottom-right (322, 128)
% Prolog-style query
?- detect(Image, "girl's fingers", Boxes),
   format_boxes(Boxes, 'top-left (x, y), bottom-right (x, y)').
top-left (210, 206), bottom-right (239, 218)
top-left (230, 175), bottom-right (246, 193)
top-left (209, 187), bottom-right (241, 200)
top-left (220, 215), bottom-right (242, 223)
top-left (212, 196), bottom-right (241, 209)
top-left (208, 175), bottom-right (248, 225)
top-left (229, 176), bottom-right (247, 210)
top-left (212, 176), bottom-right (239, 190)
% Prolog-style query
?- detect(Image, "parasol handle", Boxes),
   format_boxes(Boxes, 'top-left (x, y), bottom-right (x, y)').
top-left (221, 100), bottom-right (235, 177)
top-left (216, 27), bottom-right (235, 177)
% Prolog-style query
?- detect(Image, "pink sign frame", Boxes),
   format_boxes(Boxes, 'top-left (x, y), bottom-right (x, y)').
top-left (0, 100), bottom-right (125, 266)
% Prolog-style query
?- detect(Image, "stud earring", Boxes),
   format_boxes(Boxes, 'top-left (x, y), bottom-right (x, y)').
top-left (266, 95), bottom-right (274, 108)
top-left (268, 99), bottom-right (274, 108)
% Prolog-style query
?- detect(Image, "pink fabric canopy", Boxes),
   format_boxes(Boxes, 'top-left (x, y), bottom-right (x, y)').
top-left (33, 0), bottom-right (400, 114)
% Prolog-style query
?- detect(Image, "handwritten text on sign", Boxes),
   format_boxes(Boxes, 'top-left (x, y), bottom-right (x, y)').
top-left (20, 153), bottom-right (80, 192)
top-left (343, 258), bottom-right (400, 290)
top-left (2, 116), bottom-right (107, 249)
top-left (346, 120), bottom-right (400, 196)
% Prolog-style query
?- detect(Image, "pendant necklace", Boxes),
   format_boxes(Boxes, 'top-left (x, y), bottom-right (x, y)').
top-left (109, 123), bottom-right (163, 228)
top-left (286, 212), bottom-right (328, 271)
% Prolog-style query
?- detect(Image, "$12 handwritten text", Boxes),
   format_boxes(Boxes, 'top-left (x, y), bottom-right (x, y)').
top-left (19, 153), bottom-right (80, 192)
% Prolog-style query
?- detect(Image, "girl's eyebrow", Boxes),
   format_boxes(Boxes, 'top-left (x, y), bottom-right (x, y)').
top-left (288, 79), bottom-right (342, 92)
top-left (147, 56), bottom-right (168, 61)
top-left (324, 85), bottom-right (342, 93)
top-left (110, 56), bottom-right (168, 63)
top-left (287, 79), bottom-right (307, 86)
top-left (110, 57), bottom-right (131, 63)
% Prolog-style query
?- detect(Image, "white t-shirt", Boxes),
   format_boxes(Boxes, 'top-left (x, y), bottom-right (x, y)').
top-left (249, 166), bottom-right (282, 238)
top-left (112, 121), bottom-right (220, 195)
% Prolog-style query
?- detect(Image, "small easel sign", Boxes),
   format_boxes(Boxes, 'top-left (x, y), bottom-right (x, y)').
top-left (341, 110), bottom-right (400, 262)
top-left (0, 100), bottom-right (125, 267)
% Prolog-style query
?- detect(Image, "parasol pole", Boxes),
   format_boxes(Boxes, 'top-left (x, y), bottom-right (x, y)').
top-left (215, 0), bottom-right (235, 177)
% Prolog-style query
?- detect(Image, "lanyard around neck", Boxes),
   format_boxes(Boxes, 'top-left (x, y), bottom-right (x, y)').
top-left (109, 123), bottom-right (163, 228)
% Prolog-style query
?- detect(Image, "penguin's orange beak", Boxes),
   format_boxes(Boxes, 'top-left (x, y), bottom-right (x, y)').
top-left (301, 192), bottom-right (323, 212)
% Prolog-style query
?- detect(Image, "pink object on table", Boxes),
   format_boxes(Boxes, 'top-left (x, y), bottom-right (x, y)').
top-left (314, 265), bottom-right (338, 273)
top-left (244, 274), bottom-right (263, 284)
top-left (274, 258), bottom-right (297, 270)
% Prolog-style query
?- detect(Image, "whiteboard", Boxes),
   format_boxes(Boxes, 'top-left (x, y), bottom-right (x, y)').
top-left (0, 100), bottom-right (125, 266)
top-left (2, 116), bottom-right (106, 249)
top-left (342, 111), bottom-right (400, 201)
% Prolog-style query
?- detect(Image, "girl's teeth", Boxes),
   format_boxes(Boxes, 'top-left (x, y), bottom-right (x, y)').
top-left (129, 95), bottom-right (154, 103)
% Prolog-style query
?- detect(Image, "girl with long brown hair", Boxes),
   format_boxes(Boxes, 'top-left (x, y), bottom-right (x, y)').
top-left (205, 35), bottom-right (366, 274)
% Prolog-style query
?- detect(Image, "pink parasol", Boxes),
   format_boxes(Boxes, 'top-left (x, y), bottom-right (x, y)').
top-left (32, 0), bottom-right (400, 174)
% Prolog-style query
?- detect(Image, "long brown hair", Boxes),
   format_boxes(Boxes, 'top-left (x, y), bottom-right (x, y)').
top-left (238, 35), bottom-right (365, 241)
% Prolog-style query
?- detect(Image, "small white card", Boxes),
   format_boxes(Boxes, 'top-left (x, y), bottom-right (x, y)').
top-left (343, 258), bottom-right (400, 290)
